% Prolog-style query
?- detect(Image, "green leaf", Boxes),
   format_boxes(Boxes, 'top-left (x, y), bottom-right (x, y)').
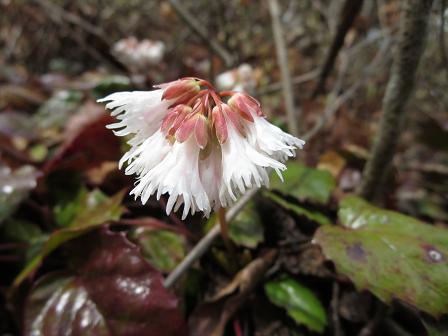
top-left (229, 201), bottom-right (264, 248)
top-left (263, 191), bottom-right (331, 226)
top-left (264, 275), bottom-right (327, 333)
top-left (55, 188), bottom-right (125, 228)
top-left (270, 162), bottom-right (336, 204)
top-left (314, 196), bottom-right (448, 317)
top-left (13, 190), bottom-right (126, 287)
top-left (130, 228), bottom-right (186, 273)
top-left (92, 75), bottom-right (132, 98)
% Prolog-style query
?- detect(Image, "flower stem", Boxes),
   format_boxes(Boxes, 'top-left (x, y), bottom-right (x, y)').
top-left (218, 207), bottom-right (234, 253)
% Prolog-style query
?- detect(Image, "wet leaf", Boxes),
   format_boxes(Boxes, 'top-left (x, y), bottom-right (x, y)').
top-left (314, 196), bottom-right (448, 317)
top-left (270, 162), bottom-right (336, 204)
top-left (0, 165), bottom-right (40, 223)
top-left (130, 227), bottom-right (186, 273)
top-left (25, 229), bottom-right (186, 336)
top-left (229, 201), bottom-right (264, 248)
top-left (25, 274), bottom-right (109, 336)
top-left (264, 276), bottom-right (327, 333)
top-left (13, 190), bottom-right (126, 286)
top-left (264, 191), bottom-right (331, 226)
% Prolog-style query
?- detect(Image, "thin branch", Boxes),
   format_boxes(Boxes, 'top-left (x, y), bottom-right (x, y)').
top-left (440, 0), bottom-right (448, 78)
top-left (167, 0), bottom-right (235, 68)
top-left (303, 36), bottom-right (391, 142)
top-left (268, 0), bottom-right (300, 136)
top-left (312, 0), bottom-right (365, 97)
top-left (359, 0), bottom-right (434, 201)
top-left (358, 302), bottom-right (388, 336)
top-left (33, 0), bottom-right (126, 71)
top-left (34, 0), bottom-right (105, 38)
top-left (163, 189), bottom-right (257, 288)
top-left (331, 283), bottom-right (342, 336)
top-left (256, 69), bottom-right (319, 96)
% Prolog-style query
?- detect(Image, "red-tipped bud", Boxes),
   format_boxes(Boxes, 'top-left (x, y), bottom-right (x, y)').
top-left (175, 115), bottom-right (196, 143)
top-left (161, 79), bottom-right (200, 102)
top-left (222, 104), bottom-right (245, 136)
top-left (175, 113), bottom-right (209, 148)
top-left (161, 107), bottom-right (179, 133)
top-left (194, 114), bottom-right (208, 149)
top-left (212, 106), bottom-right (228, 144)
top-left (228, 93), bottom-right (263, 121)
top-left (162, 105), bottom-right (191, 136)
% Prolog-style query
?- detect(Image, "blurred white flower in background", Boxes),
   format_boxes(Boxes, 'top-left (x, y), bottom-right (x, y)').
top-left (112, 36), bottom-right (165, 71)
top-left (98, 77), bottom-right (304, 219)
top-left (215, 63), bottom-right (258, 92)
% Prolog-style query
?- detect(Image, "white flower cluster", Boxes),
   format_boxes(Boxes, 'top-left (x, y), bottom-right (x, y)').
top-left (99, 78), bottom-right (304, 219)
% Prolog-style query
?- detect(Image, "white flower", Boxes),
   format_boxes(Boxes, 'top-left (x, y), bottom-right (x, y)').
top-left (99, 78), bottom-right (304, 219)
top-left (215, 63), bottom-right (257, 92)
top-left (112, 37), bottom-right (166, 70)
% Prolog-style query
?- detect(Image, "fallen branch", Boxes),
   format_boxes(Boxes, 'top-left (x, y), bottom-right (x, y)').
top-left (164, 188), bottom-right (257, 288)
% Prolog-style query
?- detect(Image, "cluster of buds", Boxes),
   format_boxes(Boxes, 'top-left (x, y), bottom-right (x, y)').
top-left (159, 78), bottom-right (262, 150)
top-left (99, 78), bottom-right (304, 219)
top-left (112, 36), bottom-right (165, 71)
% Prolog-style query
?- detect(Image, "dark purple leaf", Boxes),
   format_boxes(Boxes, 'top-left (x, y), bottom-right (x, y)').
top-left (25, 228), bottom-right (187, 336)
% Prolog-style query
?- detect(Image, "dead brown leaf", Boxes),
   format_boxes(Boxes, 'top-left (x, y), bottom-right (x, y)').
top-left (189, 250), bottom-right (277, 336)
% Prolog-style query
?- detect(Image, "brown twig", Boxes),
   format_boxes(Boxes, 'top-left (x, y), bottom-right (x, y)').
top-left (218, 207), bottom-right (235, 254)
top-left (167, 0), bottom-right (235, 68)
top-left (331, 283), bottom-right (343, 336)
top-left (312, 0), bottom-right (365, 97)
top-left (358, 302), bottom-right (388, 336)
top-left (256, 69), bottom-right (319, 96)
top-left (303, 36), bottom-right (391, 142)
top-left (33, 0), bottom-right (126, 71)
top-left (440, 0), bottom-right (448, 79)
top-left (268, 0), bottom-right (300, 136)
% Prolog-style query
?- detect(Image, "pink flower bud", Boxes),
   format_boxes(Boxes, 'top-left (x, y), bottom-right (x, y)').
top-left (222, 103), bottom-right (246, 136)
top-left (212, 106), bottom-right (228, 144)
top-left (228, 92), bottom-right (263, 121)
top-left (194, 114), bottom-right (208, 149)
top-left (161, 79), bottom-right (199, 101)
top-left (175, 115), bottom-right (196, 143)
top-left (161, 105), bottom-right (191, 135)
